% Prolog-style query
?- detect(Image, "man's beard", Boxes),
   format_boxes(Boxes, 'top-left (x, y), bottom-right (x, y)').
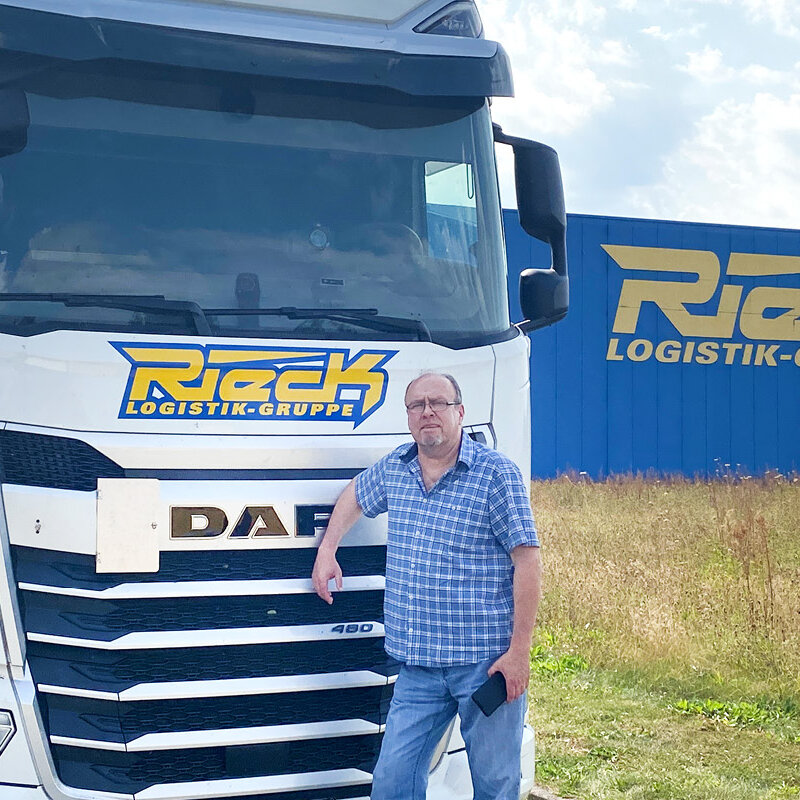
top-left (419, 430), bottom-right (444, 447)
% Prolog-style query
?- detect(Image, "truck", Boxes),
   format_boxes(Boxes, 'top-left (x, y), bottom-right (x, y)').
top-left (0, 1), bottom-right (568, 798)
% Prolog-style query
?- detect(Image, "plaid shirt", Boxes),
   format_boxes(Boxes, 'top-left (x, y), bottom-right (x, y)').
top-left (355, 433), bottom-right (539, 666)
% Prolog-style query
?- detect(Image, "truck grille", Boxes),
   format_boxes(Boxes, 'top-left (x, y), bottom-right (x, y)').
top-left (0, 429), bottom-right (123, 491)
top-left (11, 544), bottom-right (394, 799)
top-left (52, 737), bottom-right (381, 792)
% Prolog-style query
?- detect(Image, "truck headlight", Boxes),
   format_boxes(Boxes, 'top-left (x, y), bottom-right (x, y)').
top-left (414, 1), bottom-right (483, 38)
top-left (0, 711), bottom-right (15, 755)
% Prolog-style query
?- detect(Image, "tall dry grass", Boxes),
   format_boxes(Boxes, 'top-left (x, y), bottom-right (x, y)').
top-left (531, 474), bottom-right (800, 691)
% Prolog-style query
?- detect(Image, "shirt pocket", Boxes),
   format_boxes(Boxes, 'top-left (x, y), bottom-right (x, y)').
top-left (432, 494), bottom-right (491, 549)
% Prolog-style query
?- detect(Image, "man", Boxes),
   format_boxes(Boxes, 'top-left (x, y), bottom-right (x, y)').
top-left (311, 372), bottom-right (542, 800)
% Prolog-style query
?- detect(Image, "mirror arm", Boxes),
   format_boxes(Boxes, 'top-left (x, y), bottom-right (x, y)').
top-left (492, 123), bottom-right (532, 150)
top-left (550, 231), bottom-right (568, 278)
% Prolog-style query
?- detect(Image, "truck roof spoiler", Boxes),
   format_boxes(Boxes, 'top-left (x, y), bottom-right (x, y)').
top-left (0, 4), bottom-right (514, 98)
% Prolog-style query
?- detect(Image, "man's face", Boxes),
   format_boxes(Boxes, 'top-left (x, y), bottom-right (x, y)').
top-left (404, 374), bottom-right (464, 450)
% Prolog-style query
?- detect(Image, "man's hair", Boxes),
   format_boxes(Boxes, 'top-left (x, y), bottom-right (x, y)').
top-left (405, 372), bottom-right (462, 404)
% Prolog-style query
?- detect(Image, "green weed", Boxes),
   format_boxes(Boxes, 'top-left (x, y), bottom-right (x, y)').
top-left (671, 697), bottom-right (797, 730)
top-left (531, 644), bottom-right (588, 677)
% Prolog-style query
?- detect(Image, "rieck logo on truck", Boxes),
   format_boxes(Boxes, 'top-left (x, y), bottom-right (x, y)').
top-left (604, 245), bottom-right (800, 367)
top-left (112, 343), bottom-right (397, 427)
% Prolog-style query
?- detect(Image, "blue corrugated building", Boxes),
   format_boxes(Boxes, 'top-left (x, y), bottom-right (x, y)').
top-left (505, 211), bottom-right (800, 478)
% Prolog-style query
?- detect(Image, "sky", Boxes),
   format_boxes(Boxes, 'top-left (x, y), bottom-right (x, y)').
top-left (480, 0), bottom-right (800, 229)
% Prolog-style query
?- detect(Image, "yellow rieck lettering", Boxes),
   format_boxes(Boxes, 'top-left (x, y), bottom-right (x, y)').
top-left (116, 344), bottom-right (394, 423)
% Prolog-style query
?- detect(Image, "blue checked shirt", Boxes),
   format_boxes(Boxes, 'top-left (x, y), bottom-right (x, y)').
top-left (355, 433), bottom-right (539, 666)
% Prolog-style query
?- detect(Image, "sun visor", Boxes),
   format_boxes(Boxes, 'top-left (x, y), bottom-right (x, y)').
top-left (0, 5), bottom-right (514, 98)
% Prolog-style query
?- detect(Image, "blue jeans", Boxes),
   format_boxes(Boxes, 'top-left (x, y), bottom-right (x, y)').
top-left (371, 658), bottom-right (526, 800)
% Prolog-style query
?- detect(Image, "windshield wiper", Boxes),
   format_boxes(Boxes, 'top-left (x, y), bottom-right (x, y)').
top-left (0, 295), bottom-right (431, 340)
top-left (204, 306), bottom-right (432, 341)
top-left (0, 293), bottom-right (212, 334)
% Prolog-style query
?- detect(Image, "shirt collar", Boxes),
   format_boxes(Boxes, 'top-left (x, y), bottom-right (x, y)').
top-left (398, 432), bottom-right (476, 472)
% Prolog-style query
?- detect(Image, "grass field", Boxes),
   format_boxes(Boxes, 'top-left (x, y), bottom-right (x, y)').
top-left (527, 474), bottom-right (800, 800)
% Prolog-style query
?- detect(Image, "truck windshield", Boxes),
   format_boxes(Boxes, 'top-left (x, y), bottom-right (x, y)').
top-left (0, 64), bottom-right (510, 347)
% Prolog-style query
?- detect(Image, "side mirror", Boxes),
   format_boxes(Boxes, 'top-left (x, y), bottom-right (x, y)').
top-left (0, 89), bottom-right (30, 158)
top-left (494, 124), bottom-right (568, 331)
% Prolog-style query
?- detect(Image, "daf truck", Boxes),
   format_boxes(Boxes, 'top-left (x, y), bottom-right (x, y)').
top-left (0, 2), bottom-right (568, 798)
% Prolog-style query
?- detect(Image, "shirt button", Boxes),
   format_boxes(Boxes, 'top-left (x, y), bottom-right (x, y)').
top-left (409, 627), bottom-right (414, 633)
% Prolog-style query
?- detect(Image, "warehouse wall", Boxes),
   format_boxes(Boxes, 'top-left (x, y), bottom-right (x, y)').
top-left (504, 211), bottom-right (800, 478)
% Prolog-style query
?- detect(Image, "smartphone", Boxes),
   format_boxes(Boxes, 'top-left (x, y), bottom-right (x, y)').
top-left (471, 671), bottom-right (507, 717)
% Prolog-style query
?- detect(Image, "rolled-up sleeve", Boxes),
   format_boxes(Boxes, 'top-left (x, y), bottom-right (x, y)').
top-left (355, 456), bottom-right (389, 518)
top-left (487, 462), bottom-right (539, 552)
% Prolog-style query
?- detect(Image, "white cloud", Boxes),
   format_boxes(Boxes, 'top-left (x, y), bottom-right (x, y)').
top-left (641, 24), bottom-right (669, 40)
top-left (692, 0), bottom-right (800, 37)
top-left (742, 0), bottom-right (800, 38)
top-left (562, 0), bottom-right (607, 26)
top-left (641, 22), bottom-right (703, 41)
top-left (677, 43), bottom-right (799, 91)
top-left (741, 63), bottom-right (792, 85)
top-left (679, 45), bottom-right (735, 83)
top-left (624, 92), bottom-right (800, 227)
top-left (481, 0), bottom-right (800, 227)
top-left (596, 39), bottom-right (634, 66)
top-left (481, 1), bottom-right (625, 136)
top-left (678, 46), bottom-right (799, 88)
top-left (481, 0), bottom-right (629, 206)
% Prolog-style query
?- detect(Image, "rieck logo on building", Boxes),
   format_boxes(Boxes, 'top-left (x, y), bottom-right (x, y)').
top-left (604, 245), bottom-right (800, 367)
top-left (112, 343), bottom-right (397, 427)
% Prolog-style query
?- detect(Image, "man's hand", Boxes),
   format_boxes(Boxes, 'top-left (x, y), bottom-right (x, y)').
top-left (310, 479), bottom-right (362, 604)
top-left (488, 646), bottom-right (530, 702)
top-left (312, 547), bottom-right (343, 604)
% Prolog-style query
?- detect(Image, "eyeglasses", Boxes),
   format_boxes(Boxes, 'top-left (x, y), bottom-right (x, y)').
top-left (405, 399), bottom-right (460, 414)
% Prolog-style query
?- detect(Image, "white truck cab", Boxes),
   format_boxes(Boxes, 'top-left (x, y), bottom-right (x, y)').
top-left (0, 2), bottom-right (568, 798)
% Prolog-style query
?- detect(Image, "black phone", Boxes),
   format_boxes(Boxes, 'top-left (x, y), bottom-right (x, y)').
top-left (471, 671), bottom-right (507, 717)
